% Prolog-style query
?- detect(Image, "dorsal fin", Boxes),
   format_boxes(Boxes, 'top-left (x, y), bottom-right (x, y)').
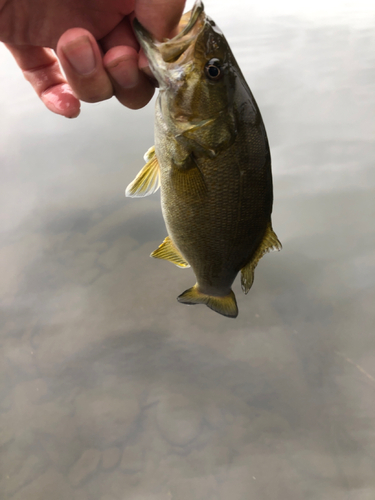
top-left (241, 224), bottom-right (282, 294)
top-left (151, 236), bottom-right (190, 268)
top-left (125, 146), bottom-right (160, 198)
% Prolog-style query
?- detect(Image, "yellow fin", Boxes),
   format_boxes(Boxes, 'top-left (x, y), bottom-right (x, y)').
top-left (151, 236), bottom-right (190, 268)
top-left (241, 223), bottom-right (282, 294)
top-left (171, 159), bottom-right (207, 200)
top-left (177, 285), bottom-right (238, 318)
top-left (143, 145), bottom-right (156, 163)
top-left (125, 146), bottom-right (160, 198)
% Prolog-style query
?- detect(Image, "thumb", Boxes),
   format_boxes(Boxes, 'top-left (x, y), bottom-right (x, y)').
top-left (135, 0), bottom-right (186, 41)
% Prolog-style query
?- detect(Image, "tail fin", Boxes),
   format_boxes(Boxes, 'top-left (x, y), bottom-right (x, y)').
top-left (177, 285), bottom-right (238, 318)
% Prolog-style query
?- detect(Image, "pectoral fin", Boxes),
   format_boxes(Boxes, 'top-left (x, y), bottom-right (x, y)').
top-left (125, 146), bottom-right (160, 198)
top-left (241, 224), bottom-right (282, 294)
top-left (171, 165), bottom-right (207, 199)
top-left (151, 236), bottom-right (190, 268)
top-left (170, 154), bottom-right (207, 200)
top-left (177, 285), bottom-right (238, 318)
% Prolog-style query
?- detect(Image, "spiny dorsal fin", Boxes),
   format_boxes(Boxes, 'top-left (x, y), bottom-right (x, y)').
top-left (177, 284), bottom-right (238, 318)
top-left (151, 236), bottom-right (190, 268)
top-left (125, 146), bottom-right (160, 198)
top-left (241, 224), bottom-right (282, 294)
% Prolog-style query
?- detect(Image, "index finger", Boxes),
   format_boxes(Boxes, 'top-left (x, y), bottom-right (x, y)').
top-left (4, 44), bottom-right (80, 118)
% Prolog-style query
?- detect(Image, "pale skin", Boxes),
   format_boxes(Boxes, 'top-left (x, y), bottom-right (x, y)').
top-left (0, 0), bottom-right (186, 117)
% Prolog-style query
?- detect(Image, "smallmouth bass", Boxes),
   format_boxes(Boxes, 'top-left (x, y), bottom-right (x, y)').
top-left (126, 0), bottom-right (281, 318)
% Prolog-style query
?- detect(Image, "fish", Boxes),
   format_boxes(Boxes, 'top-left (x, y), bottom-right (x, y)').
top-left (126, 0), bottom-right (281, 318)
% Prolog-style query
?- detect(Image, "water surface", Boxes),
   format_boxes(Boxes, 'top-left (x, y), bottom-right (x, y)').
top-left (1, 1), bottom-right (375, 499)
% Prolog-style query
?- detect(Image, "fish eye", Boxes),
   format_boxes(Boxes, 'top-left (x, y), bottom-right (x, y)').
top-left (205, 59), bottom-right (222, 80)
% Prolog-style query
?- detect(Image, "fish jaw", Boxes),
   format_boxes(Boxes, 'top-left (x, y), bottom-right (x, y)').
top-left (133, 0), bottom-right (206, 91)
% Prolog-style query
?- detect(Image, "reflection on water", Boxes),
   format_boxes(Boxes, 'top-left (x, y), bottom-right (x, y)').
top-left (1, 1), bottom-right (375, 499)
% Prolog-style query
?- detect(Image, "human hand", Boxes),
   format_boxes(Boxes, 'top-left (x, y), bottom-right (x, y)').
top-left (0, 0), bottom-right (186, 117)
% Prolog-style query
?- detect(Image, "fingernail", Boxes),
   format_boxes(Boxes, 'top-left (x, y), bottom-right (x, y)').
top-left (62, 36), bottom-right (96, 75)
top-left (106, 56), bottom-right (138, 89)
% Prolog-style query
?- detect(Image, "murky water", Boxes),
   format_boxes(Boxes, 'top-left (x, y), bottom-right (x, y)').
top-left (1, 1), bottom-right (375, 499)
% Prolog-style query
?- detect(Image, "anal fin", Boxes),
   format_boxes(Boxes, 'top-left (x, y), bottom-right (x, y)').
top-left (241, 223), bottom-right (282, 294)
top-left (126, 146), bottom-right (160, 198)
top-left (177, 285), bottom-right (238, 318)
top-left (151, 236), bottom-right (190, 268)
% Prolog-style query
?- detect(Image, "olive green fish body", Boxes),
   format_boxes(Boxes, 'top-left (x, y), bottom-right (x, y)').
top-left (156, 95), bottom-right (272, 295)
top-left (126, 1), bottom-right (281, 318)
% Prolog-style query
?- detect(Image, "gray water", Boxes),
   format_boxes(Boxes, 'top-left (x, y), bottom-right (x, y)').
top-left (1, 1), bottom-right (375, 499)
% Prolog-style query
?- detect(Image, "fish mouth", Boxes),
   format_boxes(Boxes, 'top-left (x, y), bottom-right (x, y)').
top-left (133, 0), bottom-right (205, 84)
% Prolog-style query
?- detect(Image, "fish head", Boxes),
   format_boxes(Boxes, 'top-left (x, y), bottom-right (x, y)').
top-left (134, 0), bottom-right (240, 157)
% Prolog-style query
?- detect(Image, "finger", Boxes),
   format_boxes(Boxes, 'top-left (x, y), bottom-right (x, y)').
top-left (104, 46), bottom-right (155, 109)
top-left (56, 28), bottom-right (113, 104)
top-left (135, 0), bottom-right (186, 40)
top-left (101, 18), bottom-right (154, 109)
top-left (4, 44), bottom-right (80, 118)
top-left (100, 17), bottom-right (139, 53)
